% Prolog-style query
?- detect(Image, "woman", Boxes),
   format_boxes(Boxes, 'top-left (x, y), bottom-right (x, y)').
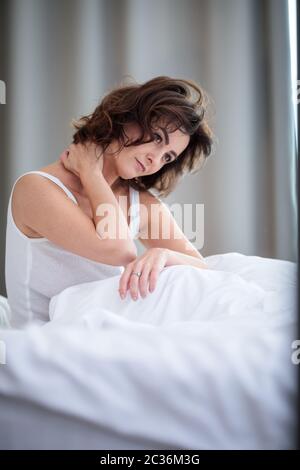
top-left (5, 76), bottom-right (214, 329)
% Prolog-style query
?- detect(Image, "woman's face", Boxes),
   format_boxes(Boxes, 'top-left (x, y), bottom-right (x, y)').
top-left (110, 122), bottom-right (190, 179)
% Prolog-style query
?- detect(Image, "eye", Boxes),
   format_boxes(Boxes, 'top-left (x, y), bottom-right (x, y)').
top-left (153, 132), bottom-right (174, 164)
top-left (163, 154), bottom-right (173, 163)
top-left (153, 133), bottom-right (162, 143)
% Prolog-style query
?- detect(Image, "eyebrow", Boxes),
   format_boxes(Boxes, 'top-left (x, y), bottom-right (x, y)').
top-left (160, 127), bottom-right (178, 159)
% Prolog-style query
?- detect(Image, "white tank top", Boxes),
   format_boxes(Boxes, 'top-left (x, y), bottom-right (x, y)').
top-left (5, 171), bottom-right (140, 329)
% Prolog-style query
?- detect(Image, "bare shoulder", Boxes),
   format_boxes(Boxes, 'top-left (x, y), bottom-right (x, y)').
top-left (12, 172), bottom-right (71, 208)
top-left (11, 173), bottom-right (71, 238)
top-left (14, 172), bottom-right (65, 193)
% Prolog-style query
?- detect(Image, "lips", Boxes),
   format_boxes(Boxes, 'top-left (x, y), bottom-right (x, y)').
top-left (135, 158), bottom-right (146, 172)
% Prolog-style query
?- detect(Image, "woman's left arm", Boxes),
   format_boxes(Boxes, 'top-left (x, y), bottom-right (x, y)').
top-left (118, 190), bottom-right (208, 300)
top-left (138, 189), bottom-right (209, 267)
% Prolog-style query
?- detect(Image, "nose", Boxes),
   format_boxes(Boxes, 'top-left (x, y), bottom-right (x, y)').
top-left (146, 148), bottom-right (164, 168)
top-left (146, 154), bottom-right (153, 165)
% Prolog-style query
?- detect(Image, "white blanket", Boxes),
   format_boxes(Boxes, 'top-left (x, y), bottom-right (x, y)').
top-left (0, 252), bottom-right (297, 449)
top-left (48, 254), bottom-right (296, 331)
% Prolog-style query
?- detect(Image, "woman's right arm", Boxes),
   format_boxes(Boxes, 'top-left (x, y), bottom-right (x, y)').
top-left (63, 142), bottom-right (138, 257)
top-left (80, 166), bottom-right (134, 248)
top-left (14, 145), bottom-right (137, 267)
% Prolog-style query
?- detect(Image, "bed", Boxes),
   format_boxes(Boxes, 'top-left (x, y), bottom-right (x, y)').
top-left (0, 252), bottom-right (297, 449)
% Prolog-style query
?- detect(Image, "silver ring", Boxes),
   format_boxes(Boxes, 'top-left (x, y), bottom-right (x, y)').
top-left (131, 271), bottom-right (142, 278)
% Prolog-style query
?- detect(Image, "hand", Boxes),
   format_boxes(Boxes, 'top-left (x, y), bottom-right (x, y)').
top-left (118, 248), bottom-right (169, 301)
top-left (61, 142), bottom-right (104, 180)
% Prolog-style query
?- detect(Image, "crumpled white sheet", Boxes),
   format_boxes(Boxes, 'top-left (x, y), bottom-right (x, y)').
top-left (48, 252), bottom-right (296, 335)
top-left (0, 252), bottom-right (297, 449)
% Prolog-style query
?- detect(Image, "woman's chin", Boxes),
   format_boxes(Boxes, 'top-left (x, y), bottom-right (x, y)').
top-left (120, 171), bottom-right (138, 180)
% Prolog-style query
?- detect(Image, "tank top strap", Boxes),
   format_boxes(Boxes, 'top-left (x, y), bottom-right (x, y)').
top-left (10, 171), bottom-right (78, 205)
top-left (129, 186), bottom-right (140, 238)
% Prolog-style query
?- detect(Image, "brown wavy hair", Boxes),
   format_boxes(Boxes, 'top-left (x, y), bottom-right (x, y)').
top-left (72, 75), bottom-right (215, 197)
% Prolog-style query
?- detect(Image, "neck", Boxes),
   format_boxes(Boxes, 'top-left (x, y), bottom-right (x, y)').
top-left (102, 152), bottom-right (120, 188)
top-left (54, 150), bottom-right (121, 197)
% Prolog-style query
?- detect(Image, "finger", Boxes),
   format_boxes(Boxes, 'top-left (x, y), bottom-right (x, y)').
top-left (61, 153), bottom-right (72, 171)
top-left (148, 261), bottom-right (165, 293)
top-left (118, 262), bottom-right (134, 299)
top-left (60, 149), bottom-right (69, 165)
top-left (129, 263), bottom-right (144, 300)
top-left (138, 263), bottom-right (152, 298)
top-left (64, 144), bottom-right (81, 176)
